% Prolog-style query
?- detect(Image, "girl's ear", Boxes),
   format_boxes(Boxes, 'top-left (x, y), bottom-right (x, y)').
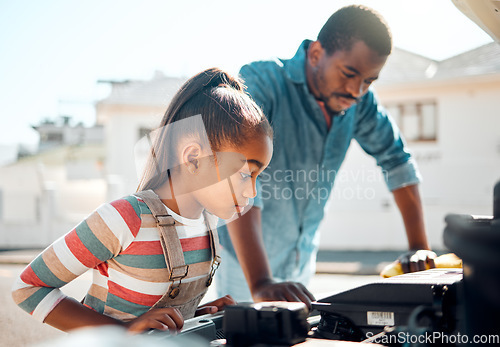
top-left (181, 142), bottom-right (203, 174)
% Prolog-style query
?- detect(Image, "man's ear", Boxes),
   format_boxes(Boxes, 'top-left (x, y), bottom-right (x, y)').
top-left (181, 142), bottom-right (202, 174)
top-left (308, 40), bottom-right (325, 68)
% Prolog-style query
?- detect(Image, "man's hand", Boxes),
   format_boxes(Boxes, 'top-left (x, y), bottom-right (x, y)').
top-left (392, 184), bottom-right (434, 272)
top-left (195, 295), bottom-right (237, 316)
top-left (252, 279), bottom-right (315, 310)
top-left (398, 249), bottom-right (436, 273)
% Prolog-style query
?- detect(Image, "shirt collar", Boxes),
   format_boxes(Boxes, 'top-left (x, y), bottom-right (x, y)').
top-left (283, 39), bottom-right (312, 84)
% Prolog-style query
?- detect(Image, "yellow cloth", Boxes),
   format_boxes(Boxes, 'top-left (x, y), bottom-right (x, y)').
top-left (380, 253), bottom-right (462, 278)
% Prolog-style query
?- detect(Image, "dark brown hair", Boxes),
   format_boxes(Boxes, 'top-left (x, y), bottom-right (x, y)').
top-left (137, 67), bottom-right (272, 191)
top-left (318, 5), bottom-right (392, 56)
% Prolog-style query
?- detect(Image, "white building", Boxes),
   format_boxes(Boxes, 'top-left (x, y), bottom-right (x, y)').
top-left (1, 45), bottom-right (499, 250)
top-left (33, 116), bottom-right (104, 152)
top-left (0, 121), bottom-right (106, 248)
top-left (95, 72), bottom-right (186, 200)
top-left (95, 44), bottom-right (500, 251)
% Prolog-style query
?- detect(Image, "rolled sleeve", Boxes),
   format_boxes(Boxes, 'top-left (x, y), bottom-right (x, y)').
top-left (33, 289), bottom-right (67, 322)
top-left (385, 158), bottom-right (422, 191)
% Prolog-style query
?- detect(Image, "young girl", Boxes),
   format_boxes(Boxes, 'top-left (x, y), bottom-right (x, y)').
top-left (12, 68), bottom-right (273, 334)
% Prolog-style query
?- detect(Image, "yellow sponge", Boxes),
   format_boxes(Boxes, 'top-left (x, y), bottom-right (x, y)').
top-left (380, 253), bottom-right (462, 278)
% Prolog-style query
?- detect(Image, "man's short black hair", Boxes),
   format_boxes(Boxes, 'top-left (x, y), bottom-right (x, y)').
top-left (317, 5), bottom-right (392, 56)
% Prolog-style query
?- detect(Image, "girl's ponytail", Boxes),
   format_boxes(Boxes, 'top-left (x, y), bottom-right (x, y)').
top-left (163, 68), bottom-right (244, 124)
top-left (201, 68), bottom-right (244, 92)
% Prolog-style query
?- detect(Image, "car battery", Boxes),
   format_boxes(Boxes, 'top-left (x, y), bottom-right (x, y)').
top-left (312, 268), bottom-right (463, 342)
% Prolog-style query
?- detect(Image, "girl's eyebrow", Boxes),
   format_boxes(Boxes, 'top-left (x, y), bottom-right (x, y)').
top-left (241, 159), bottom-right (264, 169)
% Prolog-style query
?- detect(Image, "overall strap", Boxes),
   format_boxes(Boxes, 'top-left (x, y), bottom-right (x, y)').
top-left (203, 211), bottom-right (221, 286)
top-left (134, 190), bottom-right (188, 299)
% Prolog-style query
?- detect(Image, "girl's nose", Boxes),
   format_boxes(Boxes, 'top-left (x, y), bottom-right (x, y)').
top-left (243, 179), bottom-right (257, 199)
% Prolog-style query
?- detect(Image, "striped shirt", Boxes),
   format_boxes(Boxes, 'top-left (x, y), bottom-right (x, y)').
top-left (12, 195), bottom-right (217, 322)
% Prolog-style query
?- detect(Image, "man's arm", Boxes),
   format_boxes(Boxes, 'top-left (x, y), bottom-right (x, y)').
top-left (352, 91), bottom-right (435, 273)
top-left (392, 184), bottom-right (436, 272)
top-left (226, 206), bottom-right (315, 308)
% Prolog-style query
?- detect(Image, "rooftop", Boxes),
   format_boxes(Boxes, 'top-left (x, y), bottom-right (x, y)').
top-left (378, 42), bottom-right (500, 85)
top-left (96, 43), bottom-right (500, 106)
top-left (96, 71), bottom-right (187, 107)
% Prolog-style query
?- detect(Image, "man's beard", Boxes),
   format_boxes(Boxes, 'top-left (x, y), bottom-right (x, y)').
top-left (317, 95), bottom-right (345, 117)
top-left (312, 70), bottom-right (357, 117)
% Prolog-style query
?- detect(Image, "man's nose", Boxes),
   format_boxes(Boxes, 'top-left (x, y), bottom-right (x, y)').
top-left (345, 77), bottom-right (364, 98)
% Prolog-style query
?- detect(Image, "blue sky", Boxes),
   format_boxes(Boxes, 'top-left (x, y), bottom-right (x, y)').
top-left (0, 0), bottom-right (494, 149)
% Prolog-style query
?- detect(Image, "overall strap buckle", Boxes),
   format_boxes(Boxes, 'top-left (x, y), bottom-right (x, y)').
top-left (168, 265), bottom-right (189, 299)
top-left (156, 215), bottom-right (176, 227)
top-left (206, 255), bottom-right (221, 287)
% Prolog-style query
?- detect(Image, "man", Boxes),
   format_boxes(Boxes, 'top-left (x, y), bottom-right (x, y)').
top-left (216, 5), bottom-right (436, 306)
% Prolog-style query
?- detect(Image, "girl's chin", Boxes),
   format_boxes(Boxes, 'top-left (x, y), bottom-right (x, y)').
top-left (217, 209), bottom-right (239, 221)
top-left (222, 211), bottom-right (237, 220)
top-left (211, 206), bottom-right (245, 220)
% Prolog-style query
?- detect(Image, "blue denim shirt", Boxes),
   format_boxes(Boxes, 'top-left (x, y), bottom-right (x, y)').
top-left (218, 40), bottom-right (421, 282)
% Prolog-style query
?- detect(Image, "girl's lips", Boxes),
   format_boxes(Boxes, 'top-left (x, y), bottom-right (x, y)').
top-left (235, 205), bottom-right (247, 213)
